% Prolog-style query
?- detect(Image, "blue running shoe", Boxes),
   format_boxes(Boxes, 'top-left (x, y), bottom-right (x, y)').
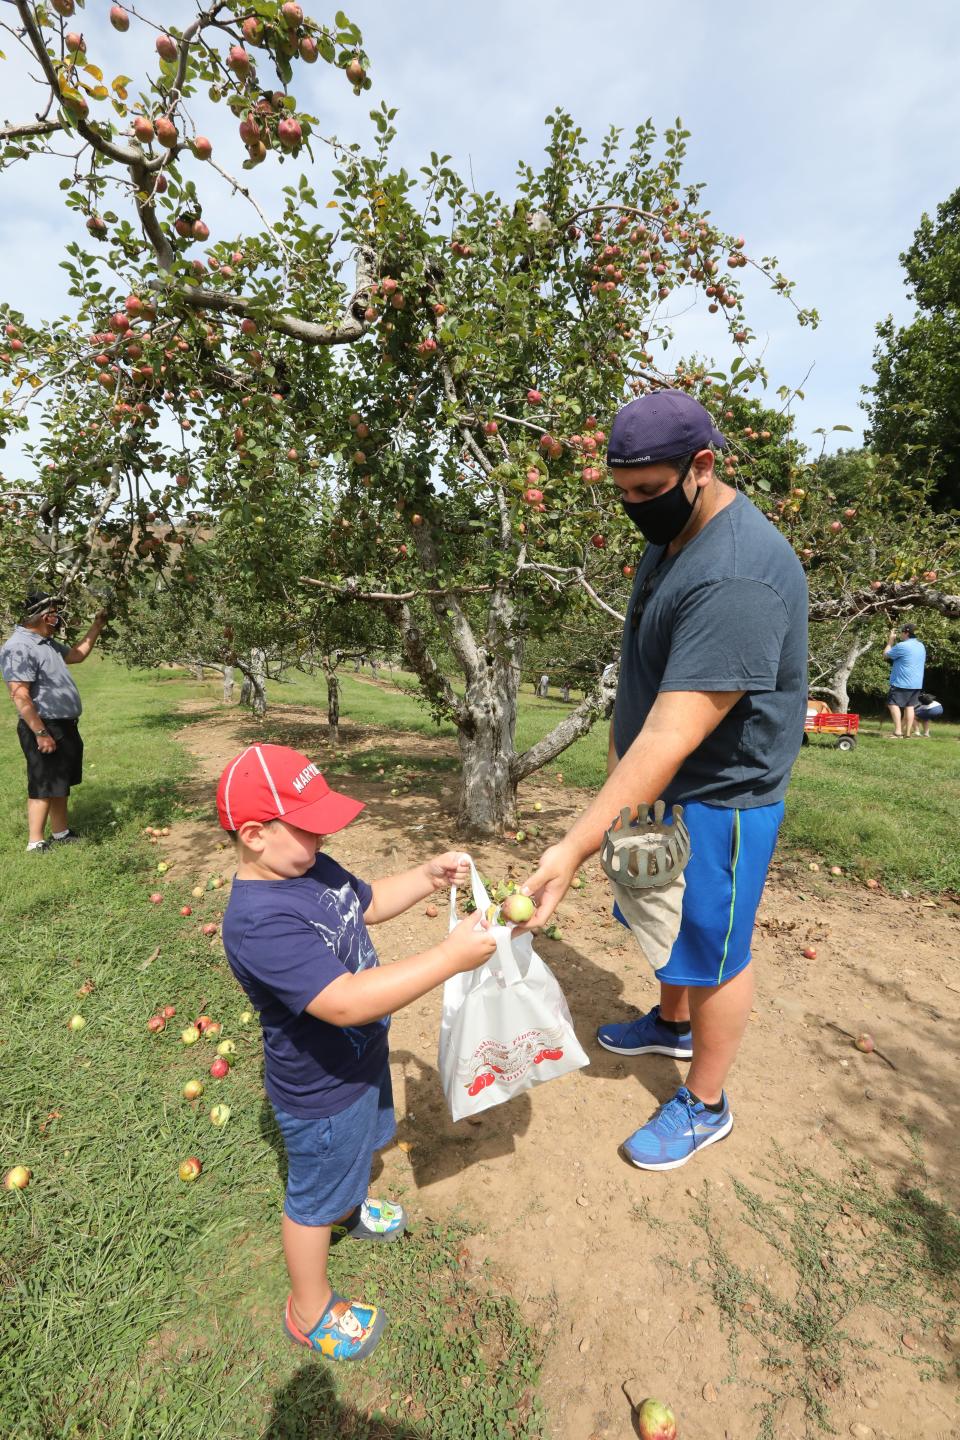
top-left (597, 1005), bottom-right (693, 1060)
top-left (621, 1086), bottom-right (733, 1171)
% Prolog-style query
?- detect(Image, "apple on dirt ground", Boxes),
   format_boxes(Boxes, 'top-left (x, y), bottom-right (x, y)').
top-left (636, 1398), bottom-right (677, 1440)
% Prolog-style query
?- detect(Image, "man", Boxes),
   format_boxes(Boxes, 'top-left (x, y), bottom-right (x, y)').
top-left (1, 593), bottom-right (108, 851)
top-left (522, 391), bottom-right (808, 1171)
top-left (883, 623), bottom-right (925, 738)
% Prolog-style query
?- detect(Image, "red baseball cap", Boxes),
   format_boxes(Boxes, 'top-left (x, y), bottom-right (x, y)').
top-left (216, 744), bottom-right (364, 835)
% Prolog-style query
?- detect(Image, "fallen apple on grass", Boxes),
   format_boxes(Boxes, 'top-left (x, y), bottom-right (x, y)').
top-left (191, 886), bottom-right (205, 899)
top-left (146, 1014), bottom-right (166, 1033)
top-left (209, 1104), bottom-right (231, 1128)
top-left (67, 1014), bottom-right (87, 1032)
top-left (201, 923), bottom-right (218, 937)
top-left (238, 1010), bottom-right (254, 1026)
top-left (178, 1157), bottom-right (202, 1182)
top-left (181, 1025), bottom-right (201, 1045)
top-left (209, 1057), bottom-right (230, 1079)
top-left (180, 905), bottom-right (192, 917)
top-left (215, 1039), bottom-right (236, 1057)
top-left (183, 1080), bottom-right (204, 1101)
top-left (4, 1165), bottom-right (32, 1190)
top-left (149, 893), bottom-right (163, 904)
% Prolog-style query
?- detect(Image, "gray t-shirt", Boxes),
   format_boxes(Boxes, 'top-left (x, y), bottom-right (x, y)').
top-left (0, 625), bottom-right (83, 719)
top-left (613, 492), bottom-right (808, 808)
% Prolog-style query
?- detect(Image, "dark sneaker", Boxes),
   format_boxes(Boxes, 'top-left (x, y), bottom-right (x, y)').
top-left (51, 830), bottom-right (82, 844)
top-left (621, 1086), bottom-right (733, 1171)
top-left (597, 1004), bottom-right (693, 1059)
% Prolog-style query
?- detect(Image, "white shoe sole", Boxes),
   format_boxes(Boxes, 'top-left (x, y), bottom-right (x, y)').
top-left (597, 1035), bottom-right (693, 1060)
top-left (621, 1114), bottom-right (734, 1171)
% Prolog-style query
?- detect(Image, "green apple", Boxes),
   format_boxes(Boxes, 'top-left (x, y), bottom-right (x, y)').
top-left (67, 1014), bottom-right (87, 1032)
top-left (209, 1104), bottom-right (231, 1127)
top-left (501, 893), bottom-right (535, 924)
top-left (181, 1025), bottom-right (201, 1045)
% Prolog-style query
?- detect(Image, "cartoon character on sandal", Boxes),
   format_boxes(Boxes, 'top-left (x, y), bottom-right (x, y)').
top-left (284, 1292), bottom-right (388, 1361)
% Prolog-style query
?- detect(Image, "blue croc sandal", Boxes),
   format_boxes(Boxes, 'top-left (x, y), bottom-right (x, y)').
top-left (283, 1291), bottom-right (388, 1361)
top-left (332, 1197), bottom-right (407, 1244)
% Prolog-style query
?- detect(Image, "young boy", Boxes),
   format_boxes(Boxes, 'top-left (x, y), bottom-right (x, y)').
top-left (217, 743), bottom-right (495, 1362)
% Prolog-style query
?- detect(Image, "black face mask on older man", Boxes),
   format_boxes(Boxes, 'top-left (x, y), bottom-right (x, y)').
top-left (619, 458), bottom-right (700, 547)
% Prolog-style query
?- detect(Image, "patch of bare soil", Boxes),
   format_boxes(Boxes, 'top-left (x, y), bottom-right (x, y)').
top-left (166, 687), bottom-right (960, 1440)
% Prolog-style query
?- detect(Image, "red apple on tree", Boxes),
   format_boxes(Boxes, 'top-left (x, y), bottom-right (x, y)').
top-left (526, 389), bottom-right (543, 405)
top-left (155, 116), bottom-right (177, 148)
top-left (109, 5), bottom-right (129, 31)
top-left (155, 34), bottom-right (178, 62)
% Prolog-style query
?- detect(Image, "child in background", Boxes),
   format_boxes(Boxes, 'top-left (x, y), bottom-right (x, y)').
top-left (913, 691), bottom-right (943, 736)
top-left (217, 744), bottom-right (495, 1361)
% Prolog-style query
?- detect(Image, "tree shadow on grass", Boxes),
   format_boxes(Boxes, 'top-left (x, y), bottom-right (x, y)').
top-left (264, 1362), bottom-right (429, 1440)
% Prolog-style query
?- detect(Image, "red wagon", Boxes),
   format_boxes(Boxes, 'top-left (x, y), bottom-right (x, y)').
top-left (802, 711), bottom-right (860, 750)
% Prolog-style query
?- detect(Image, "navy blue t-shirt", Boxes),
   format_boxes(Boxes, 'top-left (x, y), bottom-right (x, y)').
top-left (613, 492), bottom-right (808, 808)
top-left (222, 853), bottom-right (389, 1118)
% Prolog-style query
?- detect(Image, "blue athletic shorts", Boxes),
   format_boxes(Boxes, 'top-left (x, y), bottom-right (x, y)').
top-left (613, 799), bottom-right (784, 988)
top-left (272, 1067), bottom-right (396, 1226)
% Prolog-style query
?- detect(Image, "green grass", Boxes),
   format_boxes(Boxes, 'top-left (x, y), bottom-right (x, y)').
top-left (268, 663), bottom-right (960, 894)
top-left (0, 660), bottom-right (544, 1440)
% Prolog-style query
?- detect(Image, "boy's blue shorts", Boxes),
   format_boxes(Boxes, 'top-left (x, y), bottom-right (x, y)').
top-left (613, 799), bottom-right (784, 987)
top-left (273, 1067), bottom-right (396, 1227)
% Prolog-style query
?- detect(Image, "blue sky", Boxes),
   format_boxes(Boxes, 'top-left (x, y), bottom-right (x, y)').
top-left (1, 0), bottom-right (958, 472)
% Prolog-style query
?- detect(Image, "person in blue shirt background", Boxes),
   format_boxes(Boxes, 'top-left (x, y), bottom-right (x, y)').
top-left (883, 623), bottom-right (926, 738)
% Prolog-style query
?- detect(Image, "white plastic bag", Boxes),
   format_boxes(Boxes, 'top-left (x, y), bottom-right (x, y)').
top-left (438, 857), bottom-right (589, 1121)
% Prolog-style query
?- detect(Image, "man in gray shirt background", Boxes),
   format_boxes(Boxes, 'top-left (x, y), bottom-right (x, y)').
top-left (1, 593), bottom-right (108, 851)
top-left (523, 392), bottom-right (808, 1173)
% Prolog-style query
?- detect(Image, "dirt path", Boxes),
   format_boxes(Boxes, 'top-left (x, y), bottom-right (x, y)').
top-left (167, 691), bottom-right (960, 1440)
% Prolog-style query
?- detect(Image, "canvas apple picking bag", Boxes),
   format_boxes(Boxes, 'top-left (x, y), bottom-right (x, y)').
top-left (438, 858), bottom-right (589, 1121)
top-left (601, 802), bottom-right (691, 973)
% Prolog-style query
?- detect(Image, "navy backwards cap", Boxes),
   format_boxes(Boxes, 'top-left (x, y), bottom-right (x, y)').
top-left (606, 390), bottom-right (726, 467)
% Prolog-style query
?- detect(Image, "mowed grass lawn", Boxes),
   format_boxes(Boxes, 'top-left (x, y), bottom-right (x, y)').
top-left (282, 664), bottom-right (960, 894)
top-left (0, 661), bottom-right (543, 1440)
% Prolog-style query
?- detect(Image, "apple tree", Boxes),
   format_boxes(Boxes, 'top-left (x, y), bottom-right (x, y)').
top-left (1, 2), bottom-right (829, 832)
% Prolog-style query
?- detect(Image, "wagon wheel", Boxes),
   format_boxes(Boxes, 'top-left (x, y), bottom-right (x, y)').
top-left (836, 735), bottom-right (856, 751)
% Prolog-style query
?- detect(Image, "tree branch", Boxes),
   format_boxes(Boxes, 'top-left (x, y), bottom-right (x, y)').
top-left (0, 118), bottom-right (61, 141)
top-left (177, 244), bottom-right (376, 343)
top-left (511, 661), bottom-right (619, 782)
top-left (808, 581), bottom-right (960, 623)
top-left (299, 576), bottom-right (493, 602)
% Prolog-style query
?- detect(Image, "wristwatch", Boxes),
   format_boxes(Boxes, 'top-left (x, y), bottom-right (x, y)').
top-left (35, 727), bottom-right (51, 738)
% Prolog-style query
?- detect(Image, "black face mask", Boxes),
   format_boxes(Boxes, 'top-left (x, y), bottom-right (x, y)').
top-left (620, 466), bottom-right (699, 547)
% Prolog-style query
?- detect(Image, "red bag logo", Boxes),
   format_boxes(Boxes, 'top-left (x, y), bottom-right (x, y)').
top-left (459, 1027), bottom-right (567, 1095)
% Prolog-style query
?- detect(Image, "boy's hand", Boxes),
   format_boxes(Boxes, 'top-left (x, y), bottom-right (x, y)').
top-left (443, 913), bottom-right (497, 972)
top-left (424, 851), bottom-right (471, 892)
